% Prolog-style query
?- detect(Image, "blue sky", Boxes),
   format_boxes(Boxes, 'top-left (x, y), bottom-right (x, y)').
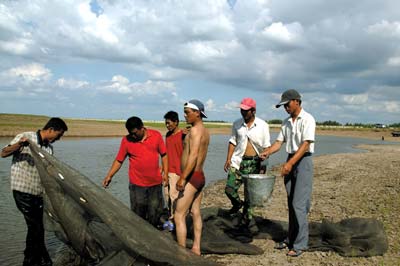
top-left (1, 0), bottom-right (399, 124)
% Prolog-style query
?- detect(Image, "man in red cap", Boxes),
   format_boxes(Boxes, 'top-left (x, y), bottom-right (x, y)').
top-left (223, 97), bottom-right (271, 233)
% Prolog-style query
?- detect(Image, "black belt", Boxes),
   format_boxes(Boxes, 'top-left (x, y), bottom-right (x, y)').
top-left (242, 155), bottom-right (259, 160)
top-left (288, 152), bottom-right (312, 158)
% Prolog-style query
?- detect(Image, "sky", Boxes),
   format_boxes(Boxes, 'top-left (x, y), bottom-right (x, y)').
top-left (1, 0), bottom-right (399, 124)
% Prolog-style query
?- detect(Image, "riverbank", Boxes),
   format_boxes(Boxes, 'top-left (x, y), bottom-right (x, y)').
top-left (202, 144), bottom-right (400, 265)
top-left (1, 113), bottom-right (399, 142)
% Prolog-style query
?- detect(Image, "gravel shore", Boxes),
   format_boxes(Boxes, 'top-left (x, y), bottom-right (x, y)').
top-left (202, 144), bottom-right (400, 266)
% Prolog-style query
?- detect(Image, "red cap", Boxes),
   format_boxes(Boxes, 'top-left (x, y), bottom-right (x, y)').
top-left (239, 98), bottom-right (256, 110)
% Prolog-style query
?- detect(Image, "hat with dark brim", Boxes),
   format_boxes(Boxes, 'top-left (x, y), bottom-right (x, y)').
top-left (276, 89), bottom-right (301, 108)
top-left (184, 99), bottom-right (207, 118)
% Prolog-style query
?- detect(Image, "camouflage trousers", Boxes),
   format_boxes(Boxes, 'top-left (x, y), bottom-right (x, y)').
top-left (225, 157), bottom-right (260, 223)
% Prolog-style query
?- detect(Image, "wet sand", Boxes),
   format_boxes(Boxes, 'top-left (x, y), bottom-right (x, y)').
top-left (202, 144), bottom-right (400, 265)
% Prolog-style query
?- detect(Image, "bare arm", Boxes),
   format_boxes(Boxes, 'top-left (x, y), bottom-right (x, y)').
top-left (223, 142), bottom-right (236, 172)
top-left (260, 140), bottom-right (283, 159)
top-left (281, 141), bottom-right (311, 176)
top-left (161, 154), bottom-right (169, 186)
top-left (177, 127), bottom-right (201, 191)
top-left (102, 159), bottom-right (123, 188)
top-left (1, 137), bottom-right (29, 158)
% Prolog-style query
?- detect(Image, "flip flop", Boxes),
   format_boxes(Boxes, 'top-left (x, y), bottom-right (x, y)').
top-left (287, 249), bottom-right (303, 257)
top-left (274, 241), bottom-right (288, 250)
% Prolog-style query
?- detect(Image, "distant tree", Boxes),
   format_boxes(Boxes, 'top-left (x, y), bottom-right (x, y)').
top-left (268, 119), bottom-right (282, 125)
top-left (344, 122), bottom-right (373, 128)
top-left (389, 123), bottom-right (400, 128)
top-left (316, 120), bottom-right (342, 126)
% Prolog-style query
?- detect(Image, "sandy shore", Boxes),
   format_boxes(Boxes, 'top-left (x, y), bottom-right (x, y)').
top-left (202, 144), bottom-right (400, 265)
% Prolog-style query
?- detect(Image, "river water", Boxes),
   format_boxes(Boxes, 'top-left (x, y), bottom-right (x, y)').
top-left (0, 134), bottom-right (391, 265)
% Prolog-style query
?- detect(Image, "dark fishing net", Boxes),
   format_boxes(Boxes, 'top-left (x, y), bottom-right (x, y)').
top-left (29, 142), bottom-right (219, 266)
top-left (29, 142), bottom-right (387, 265)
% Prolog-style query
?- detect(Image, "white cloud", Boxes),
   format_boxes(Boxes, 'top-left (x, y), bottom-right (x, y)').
top-left (342, 93), bottom-right (369, 105)
top-left (367, 20), bottom-right (400, 38)
top-left (99, 75), bottom-right (176, 95)
top-left (1, 0), bottom-right (400, 123)
top-left (224, 100), bottom-right (239, 110)
top-left (56, 78), bottom-right (90, 90)
top-left (262, 22), bottom-right (303, 43)
top-left (205, 99), bottom-right (216, 112)
top-left (387, 56), bottom-right (400, 67)
top-left (383, 101), bottom-right (400, 113)
top-left (2, 63), bottom-right (51, 84)
top-left (78, 2), bottom-right (119, 44)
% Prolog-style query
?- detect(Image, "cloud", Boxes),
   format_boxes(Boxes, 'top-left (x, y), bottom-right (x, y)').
top-left (224, 100), bottom-right (239, 111)
top-left (0, 63), bottom-right (52, 94)
top-left (56, 78), bottom-right (90, 90)
top-left (98, 75), bottom-right (176, 96)
top-left (342, 93), bottom-right (369, 105)
top-left (367, 20), bottom-right (400, 38)
top-left (0, 0), bottom-right (400, 123)
top-left (262, 22), bottom-right (303, 44)
top-left (78, 2), bottom-right (119, 44)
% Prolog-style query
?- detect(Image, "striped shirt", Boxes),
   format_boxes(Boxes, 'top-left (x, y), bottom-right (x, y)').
top-left (6, 131), bottom-right (53, 195)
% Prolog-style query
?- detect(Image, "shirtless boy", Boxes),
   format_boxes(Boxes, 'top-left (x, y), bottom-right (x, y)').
top-left (174, 99), bottom-right (210, 255)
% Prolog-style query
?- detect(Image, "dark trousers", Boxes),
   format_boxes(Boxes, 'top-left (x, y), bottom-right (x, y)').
top-left (13, 190), bottom-right (52, 266)
top-left (129, 184), bottom-right (163, 227)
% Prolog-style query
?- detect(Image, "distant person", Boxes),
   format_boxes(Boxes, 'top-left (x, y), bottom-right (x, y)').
top-left (174, 99), bottom-right (210, 255)
top-left (102, 116), bottom-right (168, 227)
top-left (260, 89), bottom-right (316, 257)
top-left (223, 97), bottom-right (271, 232)
top-left (163, 111), bottom-right (187, 226)
top-left (1, 117), bottom-right (68, 266)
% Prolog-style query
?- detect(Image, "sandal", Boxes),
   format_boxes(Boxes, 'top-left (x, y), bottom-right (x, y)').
top-left (287, 249), bottom-right (303, 257)
top-left (274, 241), bottom-right (288, 250)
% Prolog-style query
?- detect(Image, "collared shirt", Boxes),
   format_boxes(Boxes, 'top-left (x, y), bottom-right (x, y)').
top-left (277, 108), bottom-right (316, 154)
top-left (116, 128), bottom-right (167, 187)
top-left (229, 116), bottom-right (271, 170)
top-left (7, 131), bottom-right (53, 196)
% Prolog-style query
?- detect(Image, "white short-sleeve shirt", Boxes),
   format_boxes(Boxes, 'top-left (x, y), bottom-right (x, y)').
top-left (229, 117), bottom-right (271, 170)
top-left (277, 109), bottom-right (316, 154)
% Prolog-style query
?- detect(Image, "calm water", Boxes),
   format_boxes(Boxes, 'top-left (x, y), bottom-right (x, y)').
top-left (0, 134), bottom-right (392, 265)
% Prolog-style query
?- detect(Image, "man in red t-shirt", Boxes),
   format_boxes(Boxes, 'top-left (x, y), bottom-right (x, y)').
top-left (163, 111), bottom-right (186, 222)
top-left (102, 116), bottom-right (168, 227)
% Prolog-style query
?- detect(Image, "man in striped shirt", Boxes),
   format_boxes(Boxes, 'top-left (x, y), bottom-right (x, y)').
top-left (1, 117), bottom-right (68, 266)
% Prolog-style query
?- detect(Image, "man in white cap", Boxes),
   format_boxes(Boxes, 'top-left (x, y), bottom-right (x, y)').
top-left (260, 89), bottom-right (316, 257)
top-left (174, 99), bottom-right (210, 255)
top-left (224, 97), bottom-right (271, 233)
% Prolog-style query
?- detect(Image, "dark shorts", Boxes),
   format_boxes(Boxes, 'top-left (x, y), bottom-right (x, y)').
top-left (187, 171), bottom-right (205, 191)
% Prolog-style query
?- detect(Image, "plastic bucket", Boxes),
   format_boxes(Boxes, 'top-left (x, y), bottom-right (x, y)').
top-left (243, 174), bottom-right (276, 207)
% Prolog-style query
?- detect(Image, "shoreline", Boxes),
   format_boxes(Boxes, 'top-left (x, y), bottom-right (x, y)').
top-left (1, 113), bottom-right (399, 141)
top-left (1, 124), bottom-right (399, 142)
top-left (202, 144), bottom-right (400, 265)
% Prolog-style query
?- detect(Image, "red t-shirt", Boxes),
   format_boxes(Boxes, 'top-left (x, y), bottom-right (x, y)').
top-left (116, 129), bottom-right (167, 187)
top-left (165, 130), bottom-right (185, 175)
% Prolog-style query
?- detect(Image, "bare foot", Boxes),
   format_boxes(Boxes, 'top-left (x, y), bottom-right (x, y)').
top-left (191, 247), bottom-right (201, 256)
